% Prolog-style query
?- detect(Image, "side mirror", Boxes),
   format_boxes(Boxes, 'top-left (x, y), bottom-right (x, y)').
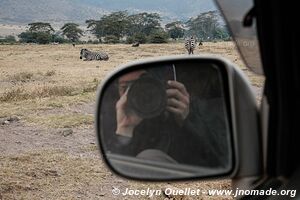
top-left (95, 55), bottom-right (261, 181)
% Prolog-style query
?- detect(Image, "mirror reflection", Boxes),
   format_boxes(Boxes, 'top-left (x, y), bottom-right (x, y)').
top-left (99, 61), bottom-right (232, 179)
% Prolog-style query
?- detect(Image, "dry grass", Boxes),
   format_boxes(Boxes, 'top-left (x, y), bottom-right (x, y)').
top-left (9, 72), bottom-right (34, 82)
top-left (0, 42), bottom-right (264, 126)
top-left (0, 150), bottom-right (232, 200)
top-left (0, 43), bottom-right (264, 111)
top-left (26, 113), bottom-right (94, 128)
top-left (0, 150), bottom-right (110, 200)
top-left (0, 85), bottom-right (75, 102)
top-left (44, 70), bottom-right (56, 76)
top-left (0, 42), bottom-right (264, 95)
top-left (0, 92), bottom-right (94, 118)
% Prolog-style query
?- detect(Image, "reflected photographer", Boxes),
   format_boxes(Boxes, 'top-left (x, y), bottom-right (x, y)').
top-left (115, 69), bottom-right (190, 138)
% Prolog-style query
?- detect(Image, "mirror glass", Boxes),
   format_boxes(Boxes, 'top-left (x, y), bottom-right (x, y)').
top-left (98, 60), bottom-right (233, 180)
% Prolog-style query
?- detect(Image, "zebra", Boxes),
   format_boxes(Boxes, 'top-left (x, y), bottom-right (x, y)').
top-left (80, 48), bottom-right (109, 61)
top-left (184, 36), bottom-right (196, 55)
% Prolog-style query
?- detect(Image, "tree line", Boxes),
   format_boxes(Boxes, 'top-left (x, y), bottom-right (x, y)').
top-left (1, 10), bottom-right (230, 44)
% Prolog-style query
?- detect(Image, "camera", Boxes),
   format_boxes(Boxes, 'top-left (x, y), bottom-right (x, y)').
top-left (126, 74), bottom-right (166, 119)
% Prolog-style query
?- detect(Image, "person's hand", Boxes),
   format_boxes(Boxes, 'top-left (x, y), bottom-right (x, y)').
top-left (166, 80), bottom-right (190, 126)
top-left (115, 90), bottom-right (142, 137)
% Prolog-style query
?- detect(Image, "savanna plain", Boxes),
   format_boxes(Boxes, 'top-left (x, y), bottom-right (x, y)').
top-left (0, 42), bottom-right (264, 199)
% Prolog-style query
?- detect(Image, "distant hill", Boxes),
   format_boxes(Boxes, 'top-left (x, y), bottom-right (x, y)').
top-left (0, 0), bottom-right (107, 25)
top-left (0, 0), bottom-right (216, 25)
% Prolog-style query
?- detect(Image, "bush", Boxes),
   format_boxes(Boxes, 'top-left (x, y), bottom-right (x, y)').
top-left (126, 33), bottom-right (147, 44)
top-left (148, 31), bottom-right (169, 43)
top-left (18, 31), bottom-right (52, 44)
top-left (214, 29), bottom-right (230, 41)
top-left (103, 35), bottom-right (120, 44)
top-left (45, 70), bottom-right (56, 76)
top-left (0, 88), bottom-right (29, 102)
top-left (9, 72), bottom-right (34, 82)
top-left (36, 32), bottom-right (52, 44)
top-left (126, 36), bottom-right (133, 44)
top-left (223, 36), bottom-right (233, 41)
top-left (92, 40), bottom-right (100, 44)
top-left (18, 32), bottom-right (36, 43)
top-left (51, 35), bottom-right (68, 43)
top-left (168, 27), bottom-right (185, 40)
top-left (0, 35), bottom-right (16, 43)
top-left (86, 39), bottom-right (100, 44)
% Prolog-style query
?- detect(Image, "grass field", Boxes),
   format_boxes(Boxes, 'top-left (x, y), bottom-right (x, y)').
top-left (0, 43), bottom-right (264, 121)
top-left (0, 42), bottom-right (264, 199)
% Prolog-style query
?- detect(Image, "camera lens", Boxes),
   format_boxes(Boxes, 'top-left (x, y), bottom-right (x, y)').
top-left (127, 76), bottom-right (166, 119)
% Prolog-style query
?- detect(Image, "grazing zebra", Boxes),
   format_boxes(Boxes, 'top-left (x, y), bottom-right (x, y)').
top-left (184, 36), bottom-right (196, 55)
top-left (132, 42), bottom-right (140, 47)
top-left (80, 48), bottom-right (109, 61)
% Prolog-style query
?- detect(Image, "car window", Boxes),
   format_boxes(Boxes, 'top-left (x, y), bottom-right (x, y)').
top-left (216, 0), bottom-right (263, 74)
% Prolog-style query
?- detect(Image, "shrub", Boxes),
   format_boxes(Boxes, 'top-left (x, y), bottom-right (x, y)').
top-left (0, 88), bottom-right (29, 102)
top-left (51, 35), bottom-right (68, 43)
top-left (34, 85), bottom-right (74, 97)
top-left (36, 32), bottom-right (52, 44)
top-left (0, 35), bottom-right (16, 43)
top-left (103, 35), bottom-right (120, 44)
top-left (126, 33), bottom-right (147, 44)
top-left (126, 36), bottom-right (134, 44)
top-left (18, 32), bottom-right (37, 43)
top-left (18, 31), bottom-right (52, 44)
top-left (148, 31), bottom-right (169, 43)
top-left (10, 72), bottom-right (34, 82)
top-left (92, 40), bottom-right (100, 44)
top-left (45, 70), bottom-right (56, 76)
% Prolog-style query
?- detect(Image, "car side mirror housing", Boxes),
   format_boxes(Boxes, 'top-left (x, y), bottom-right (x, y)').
top-left (95, 55), bottom-right (262, 181)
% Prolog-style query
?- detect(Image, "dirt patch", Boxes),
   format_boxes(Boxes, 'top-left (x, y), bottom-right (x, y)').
top-left (0, 122), bottom-right (232, 200)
